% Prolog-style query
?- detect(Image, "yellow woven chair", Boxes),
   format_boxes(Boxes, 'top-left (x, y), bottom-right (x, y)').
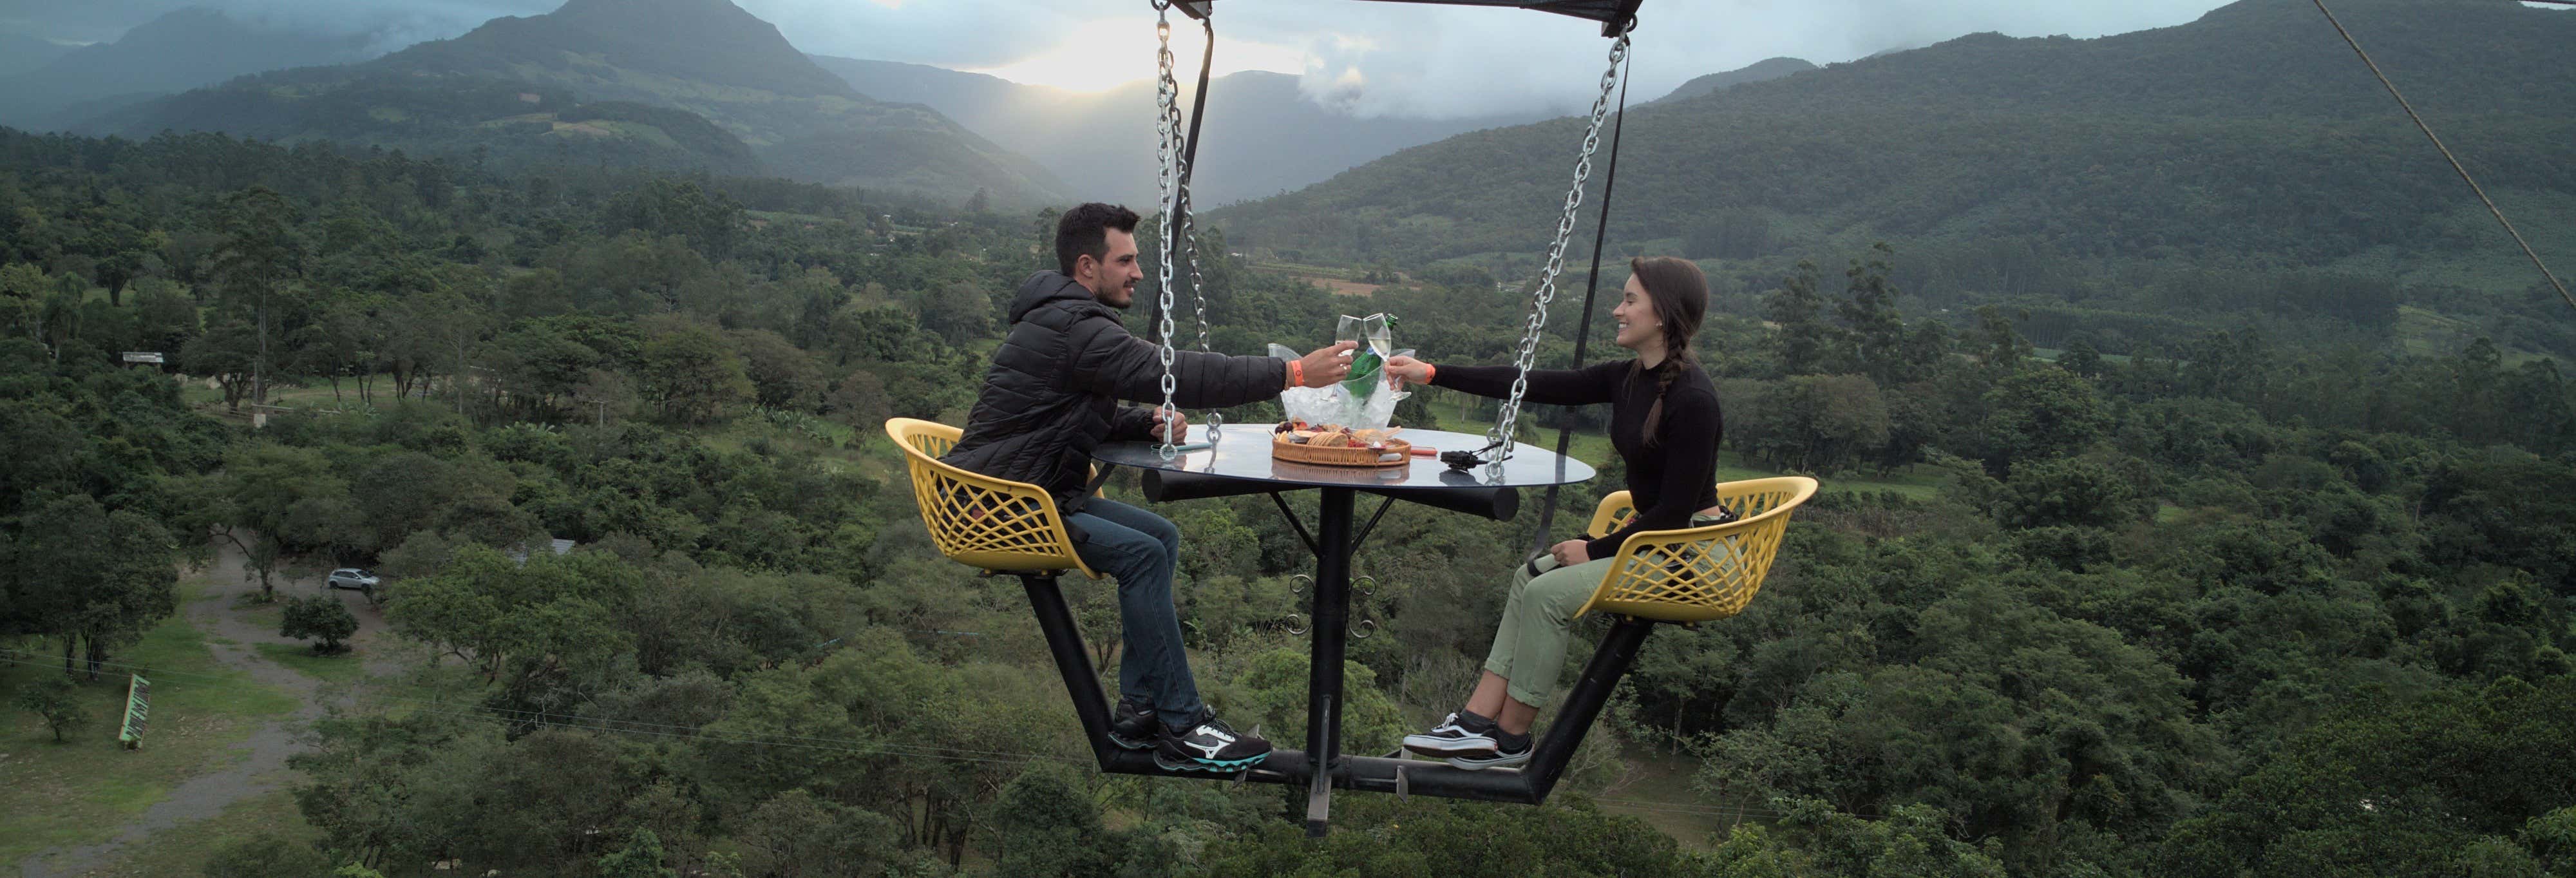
top-left (1572, 476), bottom-right (1819, 624)
top-left (884, 418), bottom-right (1100, 579)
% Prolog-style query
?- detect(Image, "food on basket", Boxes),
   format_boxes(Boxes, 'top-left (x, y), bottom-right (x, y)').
top-left (1272, 421), bottom-right (1413, 467)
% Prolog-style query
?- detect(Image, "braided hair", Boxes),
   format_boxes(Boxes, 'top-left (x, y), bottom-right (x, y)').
top-left (1627, 256), bottom-right (1708, 445)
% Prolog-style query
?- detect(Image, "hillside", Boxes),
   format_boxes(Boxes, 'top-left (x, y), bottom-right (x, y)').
top-left (0, 8), bottom-right (384, 131)
top-left (1644, 57), bottom-right (1815, 104)
top-left (88, 0), bottom-right (1067, 205)
top-left (0, 32), bottom-right (77, 79)
top-left (813, 57), bottom-right (1548, 207)
top-left (1213, 0), bottom-right (2576, 294)
top-left (77, 71), bottom-right (764, 177)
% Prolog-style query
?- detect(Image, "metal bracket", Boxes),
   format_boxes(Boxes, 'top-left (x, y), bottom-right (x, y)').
top-left (1269, 492), bottom-right (1320, 555)
top-left (1350, 495), bottom-right (1397, 557)
top-left (1083, 464), bottom-right (1119, 497)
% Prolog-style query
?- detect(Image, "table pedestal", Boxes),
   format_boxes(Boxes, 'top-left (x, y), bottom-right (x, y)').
top-left (1051, 426), bottom-right (1622, 836)
top-left (1301, 488), bottom-right (1355, 835)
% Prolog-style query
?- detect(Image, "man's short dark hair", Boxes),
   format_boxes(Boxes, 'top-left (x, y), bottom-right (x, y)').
top-left (1056, 203), bottom-right (1142, 276)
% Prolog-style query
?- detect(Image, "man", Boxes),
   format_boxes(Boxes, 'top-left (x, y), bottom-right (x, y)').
top-left (942, 202), bottom-right (1354, 771)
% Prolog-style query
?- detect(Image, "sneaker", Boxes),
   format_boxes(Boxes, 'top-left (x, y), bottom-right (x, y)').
top-left (1401, 712), bottom-right (1500, 758)
top-left (1108, 700), bottom-right (1160, 750)
top-left (1153, 712), bottom-right (1271, 772)
top-left (1448, 739), bottom-right (1532, 771)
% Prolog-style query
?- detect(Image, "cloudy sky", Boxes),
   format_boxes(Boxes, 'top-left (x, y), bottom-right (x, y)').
top-left (0, 0), bottom-right (2317, 116)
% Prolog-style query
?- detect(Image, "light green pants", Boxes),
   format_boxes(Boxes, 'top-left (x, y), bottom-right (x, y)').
top-left (1484, 513), bottom-right (1726, 708)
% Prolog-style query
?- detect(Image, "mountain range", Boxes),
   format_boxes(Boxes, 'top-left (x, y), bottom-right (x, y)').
top-left (62, 0), bottom-right (1070, 205)
top-left (1212, 0), bottom-right (2576, 294)
top-left (0, 33), bottom-right (77, 80)
top-left (3, 0), bottom-right (1825, 212)
top-left (0, 8), bottom-right (386, 131)
top-left (23, 0), bottom-right (1691, 209)
top-left (1643, 57), bottom-right (1817, 106)
top-left (812, 54), bottom-right (1815, 208)
top-left (811, 57), bottom-right (1557, 207)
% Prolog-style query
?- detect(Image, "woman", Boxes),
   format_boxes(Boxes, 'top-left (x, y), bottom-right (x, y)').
top-left (1381, 256), bottom-right (1725, 770)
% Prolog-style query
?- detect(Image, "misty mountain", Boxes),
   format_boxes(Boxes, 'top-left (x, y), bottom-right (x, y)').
top-left (384, 0), bottom-right (850, 99)
top-left (0, 7), bottom-right (385, 131)
top-left (79, 70), bottom-right (766, 178)
top-left (812, 56), bottom-right (1550, 207)
top-left (0, 33), bottom-right (78, 79)
top-left (1215, 0), bottom-right (2576, 289)
top-left (88, 0), bottom-right (1068, 205)
top-left (1645, 57), bottom-right (1816, 105)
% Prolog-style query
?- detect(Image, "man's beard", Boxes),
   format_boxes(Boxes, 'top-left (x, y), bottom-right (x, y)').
top-left (1102, 285), bottom-right (1134, 309)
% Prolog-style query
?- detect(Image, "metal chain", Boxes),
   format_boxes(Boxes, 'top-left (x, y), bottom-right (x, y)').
top-left (1151, 6), bottom-right (1183, 459)
top-left (1483, 25), bottom-right (1633, 478)
top-left (1183, 191), bottom-right (1222, 443)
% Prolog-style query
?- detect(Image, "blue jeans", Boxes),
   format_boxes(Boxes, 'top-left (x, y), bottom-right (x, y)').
top-left (1067, 499), bottom-right (1204, 730)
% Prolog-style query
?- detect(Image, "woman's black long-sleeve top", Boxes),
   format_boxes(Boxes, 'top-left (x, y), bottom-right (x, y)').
top-left (1430, 359), bottom-right (1724, 560)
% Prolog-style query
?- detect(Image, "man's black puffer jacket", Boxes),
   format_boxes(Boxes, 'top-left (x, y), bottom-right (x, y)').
top-left (942, 271), bottom-right (1285, 513)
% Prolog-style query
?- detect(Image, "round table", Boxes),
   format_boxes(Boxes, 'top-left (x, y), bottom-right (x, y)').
top-left (1092, 423), bottom-right (1596, 492)
top-left (1094, 423), bottom-right (1593, 834)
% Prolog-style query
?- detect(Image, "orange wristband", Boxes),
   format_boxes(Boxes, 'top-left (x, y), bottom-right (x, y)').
top-left (1423, 363), bottom-right (1436, 385)
top-left (1288, 359), bottom-right (1304, 388)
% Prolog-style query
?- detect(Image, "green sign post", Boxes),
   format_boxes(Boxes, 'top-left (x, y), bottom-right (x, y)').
top-left (118, 674), bottom-right (149, 750)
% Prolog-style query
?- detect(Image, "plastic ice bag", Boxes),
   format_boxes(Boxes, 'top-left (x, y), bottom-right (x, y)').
top-left (1269, 312), bottom-right (1410, 430)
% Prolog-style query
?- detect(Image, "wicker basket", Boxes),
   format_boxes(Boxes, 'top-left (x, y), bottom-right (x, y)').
top-left (1271, 434), bottom-right (1412, 467)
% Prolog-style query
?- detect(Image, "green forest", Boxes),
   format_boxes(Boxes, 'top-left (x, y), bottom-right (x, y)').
top-left (4, 101), bottom-right (2575, 878)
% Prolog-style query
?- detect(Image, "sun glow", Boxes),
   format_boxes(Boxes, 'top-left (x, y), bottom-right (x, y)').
top-left (969, 17), bottom-right (1306, 93)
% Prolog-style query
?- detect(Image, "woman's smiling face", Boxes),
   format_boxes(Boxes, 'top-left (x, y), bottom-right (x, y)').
top-left (1612, 274), bottom-right (1662, 351)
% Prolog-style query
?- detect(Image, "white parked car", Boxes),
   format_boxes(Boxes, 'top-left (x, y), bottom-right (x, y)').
top-left (326, 568), bottom-right (379, 593)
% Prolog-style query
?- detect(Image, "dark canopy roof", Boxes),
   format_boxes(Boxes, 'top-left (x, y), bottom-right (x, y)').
top-left (1171, 0), bottom-right (1643, 36)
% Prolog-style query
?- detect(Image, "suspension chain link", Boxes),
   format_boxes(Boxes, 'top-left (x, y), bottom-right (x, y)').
top-left (1151, 6), bottom-right (1184, 459)
top-left (1183, 190), bottom-right (1221, 443)
top-left (1483, 24), bottom-right (1633, 479)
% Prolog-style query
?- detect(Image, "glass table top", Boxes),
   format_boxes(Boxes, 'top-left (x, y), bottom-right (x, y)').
top-left (1093, 423), bottom-right (1595, 491)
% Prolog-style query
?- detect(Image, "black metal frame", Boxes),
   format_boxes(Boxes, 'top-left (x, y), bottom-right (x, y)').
top-left (1108, 0), bottom-right (1652, 833)
top-left (1021, 476), bottom-right (1659, 835)
top-left (1147, 0), bottom-right (1642, 339)
top-left (1170, 0), bottom-right (1644, 37)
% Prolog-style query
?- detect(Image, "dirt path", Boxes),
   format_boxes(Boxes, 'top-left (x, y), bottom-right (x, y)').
top-left (17, 544), bottom-right (394, 878)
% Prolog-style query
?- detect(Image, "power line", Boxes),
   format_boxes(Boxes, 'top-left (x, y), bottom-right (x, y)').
top-left (2310, 0), bottom-right (2574, 314)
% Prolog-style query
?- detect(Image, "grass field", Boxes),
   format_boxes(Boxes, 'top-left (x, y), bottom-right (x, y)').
top-left (0, 580), bottom-right (298, 866)
top-left (252, 644), bottom-right (368, 684)
top-left (81, 787), bottom-right (321, 877)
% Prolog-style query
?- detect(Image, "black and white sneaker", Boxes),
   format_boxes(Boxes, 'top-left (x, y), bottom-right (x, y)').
top-left (1447, 739), bottom-right (1532, 772)
top-left (1401, 711), bottom-right (1500, 758)
top-left (1153, 712), bottom-right (1271, 772)
top-left (1108, 700), bottom-right (1160, 750)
